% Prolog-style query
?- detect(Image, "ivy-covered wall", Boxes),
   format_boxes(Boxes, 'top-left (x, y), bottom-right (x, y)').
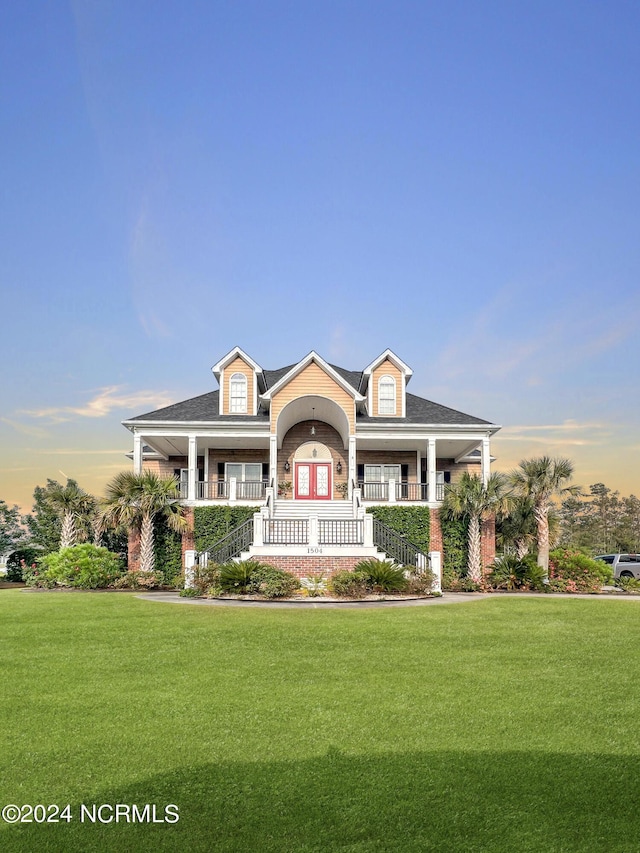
top-left (440, 515), bottom-right (469, 581)
top-left (366, 506), bottom-right (430, 555)
top-left (194, 506), bottom-right (257, 552)
top-left (153, 517), bottom-right (183, 584)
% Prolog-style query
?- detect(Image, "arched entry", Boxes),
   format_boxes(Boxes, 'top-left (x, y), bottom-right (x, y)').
top-left (293, 442), bottom-right (332, 500)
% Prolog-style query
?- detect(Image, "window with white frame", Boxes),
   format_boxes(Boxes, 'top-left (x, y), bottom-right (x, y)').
top-left (225, 463), bottom-right (262, 482)
top-left (229, 372), bottom-right (248, 413)
top-left (378, 374), bottom-right (396, 414)
top-left (364, 464), bottom-right (401, 483)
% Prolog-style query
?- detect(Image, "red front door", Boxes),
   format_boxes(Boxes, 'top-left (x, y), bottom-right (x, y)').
top-left (295, 463), bottom-right (331, 500)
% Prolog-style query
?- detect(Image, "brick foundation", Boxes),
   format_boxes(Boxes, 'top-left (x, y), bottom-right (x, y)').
top-left (249, 555), bottom-right (373, 578)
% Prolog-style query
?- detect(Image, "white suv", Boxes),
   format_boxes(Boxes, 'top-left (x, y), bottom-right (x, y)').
top-left (595, 554), bottom-right (640, 580)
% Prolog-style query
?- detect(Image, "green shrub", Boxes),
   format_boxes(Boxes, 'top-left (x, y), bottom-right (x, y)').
top-left (615, 575), bottom-right (640, 593)
top-left (354, 559), bottom-right (408, 593)
top-left (440, 515), bottom-right (468, 580)
top-left (113, 570), bottom-right (165, 590)
top-left (246, 565), bottom-right (299, 599)
top-left (5, 548), bottom-right (42, 583)
top-left (548, 548), bottom-right (611, 593)
top-left (191, 564), bottom-right (222, 596)
top-left (179, 587), bottom-right (200, 597)
top-left (31, 544), bottom-right (123, 589)
top-left (329, 570), bottom-right (370, 598)
top-left (405, 569), bottom-right (436, 595)
top-left (219, 561), bottom-right (254, 593)
top-left (489, 554), bottom-right (545, 591)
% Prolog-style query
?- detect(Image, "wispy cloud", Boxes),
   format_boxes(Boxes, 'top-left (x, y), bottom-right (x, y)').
top-left (27, 448), bottom-right (129, 455)
top-left (19, 386), bottom-right (173, 422)
top-left (0, 417), bottom-right (50, 438)
top-left (496, 420), bottom-right (612, 447)
top-left (432, 288), bottom-right (640, 388)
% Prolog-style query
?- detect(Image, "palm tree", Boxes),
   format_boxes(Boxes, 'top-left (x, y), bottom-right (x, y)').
top-left (101, 471), bottom-right (190, 573)
top-left (509, 457), bottom-right (580, 577)
top-left (441, 472), bottom-right (512, 582)
top-left (497, 496), bottom-right (560, 559)
top-left (46, 480), bottom-right (95, 549)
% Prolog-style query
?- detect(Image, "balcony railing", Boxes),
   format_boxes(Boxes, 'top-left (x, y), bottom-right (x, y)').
top-left (264, 519), bottom-right (308, 545)
top-left (177, 480), bottom-right (266, 501)
top-left (358, 481), bottom-right (444, 502)
top-left (319, 519), bottom-right (364, 545)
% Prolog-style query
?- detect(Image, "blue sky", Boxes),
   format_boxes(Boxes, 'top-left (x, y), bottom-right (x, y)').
top-left (1, 0), bottom-right (639, 511)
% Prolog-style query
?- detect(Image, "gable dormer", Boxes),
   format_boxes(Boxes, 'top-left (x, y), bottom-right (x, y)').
top-left (361, 350), bottom-right (412, 418)
top-left (211, 347), bottom-right (262, 416)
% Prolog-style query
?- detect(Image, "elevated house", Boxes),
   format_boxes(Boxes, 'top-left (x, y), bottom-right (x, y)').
top-left (123, 347), bottom-right (500, 585)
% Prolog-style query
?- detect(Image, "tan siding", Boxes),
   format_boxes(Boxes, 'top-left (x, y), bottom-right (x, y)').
top-left (270, 362), bottom-right (355, 432)
top-left (222, 355), bottom-right (254, 415)
top-left (371, 360), bottom-right (403, 416)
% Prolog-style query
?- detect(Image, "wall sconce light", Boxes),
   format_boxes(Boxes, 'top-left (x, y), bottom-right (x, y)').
top-left (284, 461), bottom-right (290, 473)
top-left (310, 407), bottom-right (316, 435)
top-left (336, 460), bottom-right (342, 474)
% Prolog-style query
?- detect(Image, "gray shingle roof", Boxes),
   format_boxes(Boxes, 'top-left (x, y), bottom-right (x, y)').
top-left (126, 365), bottom-right (493, 426)
top-left (357, 392), bottom-right (492, 426)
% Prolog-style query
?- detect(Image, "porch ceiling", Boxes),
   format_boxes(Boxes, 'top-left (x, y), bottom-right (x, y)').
top-left (355, 436), bottom-right (481, 457)
top-left (141, 434), bottom-right (271, 457)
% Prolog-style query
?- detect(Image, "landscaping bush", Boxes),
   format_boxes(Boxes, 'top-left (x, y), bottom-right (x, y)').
top-left (112, 570), bottom-right (165, 590)
top-left (190, 563), bottom-right (222, 596)
top-left (354, 559), bottom-right (408, 593)
top-left (246, 564), bottom-right (299, 599)
top-left (329, 570), bottom-right (370, 598)
top-left (5, 548), bottom-right (42, 582)
top-left (489, 554), bottom-right (545, 591)
top-left (29, 544), bottom-right (123, 589)
top-left (615, 575), bottom-right (640, 593)
top-left (405, 569), bottom-right (437, 595)
top-left (218, 561), bottom-right (254, 593)
top-left (548, 548), bottom-right (612, 593)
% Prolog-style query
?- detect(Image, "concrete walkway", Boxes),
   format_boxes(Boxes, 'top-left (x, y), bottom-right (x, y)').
top-left (136, 590), bottom-right (640, 609)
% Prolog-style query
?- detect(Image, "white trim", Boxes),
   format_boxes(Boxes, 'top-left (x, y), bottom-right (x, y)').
top-left (362, 348), bottom-right (413, 381)
top-left (260, 351), bottom-right (365, 402)
top-left (211, 346), bottom-right (263, 376)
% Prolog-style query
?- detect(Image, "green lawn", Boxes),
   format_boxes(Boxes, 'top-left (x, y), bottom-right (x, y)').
top-left (1, 591), bottom-right (639, 852)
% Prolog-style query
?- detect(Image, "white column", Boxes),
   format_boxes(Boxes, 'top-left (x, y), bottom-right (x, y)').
top-left (203, 447), bottom-right (209, 499)
top-left (229, 477), bottom-right (237, 503)
top-left (253, 512), bottom-right (264, 546)
top-left (428, 551), bottom-right (442, 593)
top-left (269, 435), bottom-right (278, 490)
top-left (188, 435), bottom-right (197, 501)
top-left (363, 512), bottom-right (373, 547)
top-left (388, 479), bottom-right (396, 502)
top-left (348, 436), bottom-right (356, 498)
top-left (427, 438), bottom-right (436, 503)
top-left (308, 515), bottom-right (319, 547)
top-left (481, 436), bottom-right (491, 486)
top-left (184, 550), bottom-right (196, 588)
top-left (133, 434), bottom-right (143, 474)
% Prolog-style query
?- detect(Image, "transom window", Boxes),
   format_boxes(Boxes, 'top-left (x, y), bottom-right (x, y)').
top-left (364, 464), bottom-right (401, 483)
top-left (229, 372), bottom-right (248, 413)
top-left (378, 375), bottom-right (396, 414)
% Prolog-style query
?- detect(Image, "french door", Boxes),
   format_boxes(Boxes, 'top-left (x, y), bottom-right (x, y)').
top-left (295, 463), bottom-right (331, 500)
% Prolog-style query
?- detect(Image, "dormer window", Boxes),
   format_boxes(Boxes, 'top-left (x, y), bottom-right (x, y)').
top-left (230, 373), bottom-right (247, 413)
top-left (378, 375), bottom-right (396, 415)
